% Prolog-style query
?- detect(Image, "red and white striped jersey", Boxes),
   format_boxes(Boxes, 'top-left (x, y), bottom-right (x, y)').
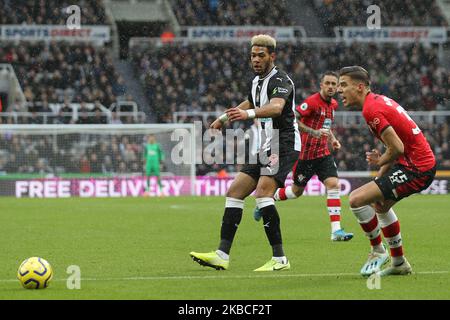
top-left (296, 92), bottom-right (338, 160)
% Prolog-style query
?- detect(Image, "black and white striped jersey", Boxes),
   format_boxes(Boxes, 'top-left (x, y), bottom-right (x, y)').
top-left (248, 66), bottom-right (301, 154)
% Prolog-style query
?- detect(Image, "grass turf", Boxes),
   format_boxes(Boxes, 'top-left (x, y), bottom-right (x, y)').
top-left (0, 195), bottom-right (449, 299)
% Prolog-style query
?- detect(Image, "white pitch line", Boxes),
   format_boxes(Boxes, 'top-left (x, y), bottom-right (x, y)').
top-left (2, 270), bottom-right (449, 283)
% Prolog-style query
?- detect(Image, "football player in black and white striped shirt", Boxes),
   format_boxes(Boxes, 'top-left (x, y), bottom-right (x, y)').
top-left (190, 34), bottom-right (301, 271)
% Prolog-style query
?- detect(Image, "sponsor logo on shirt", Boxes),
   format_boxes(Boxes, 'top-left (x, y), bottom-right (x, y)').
top-left (273, 87), bottom-right (289, 95)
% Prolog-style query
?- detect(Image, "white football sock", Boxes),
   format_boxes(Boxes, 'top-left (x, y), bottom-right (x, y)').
top-left (215, 250), bottom-right (229, 261)
top-left (272, 256), bottom-right (287, 264)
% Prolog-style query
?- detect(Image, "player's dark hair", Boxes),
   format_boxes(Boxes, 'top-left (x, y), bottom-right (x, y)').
top-left (339, 66), bottom-right (370, 86)
top-left (320, 71), bottom-right (339, 82)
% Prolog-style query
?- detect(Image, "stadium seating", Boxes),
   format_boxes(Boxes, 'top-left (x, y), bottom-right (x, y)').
top-left (0, 42), bottom-right (125, 107)
top-left (170, 0), bottom-right (293, 26)
top-left (1, 119), bottom-right (448, 175)
top-left (1, 0), bottom-right (448, 176)
top-left (0, 0), bottom-right (108, 25)
top-left (0, 131), bottom-right (146, 175)
top-left (131, 40), bottom-right (449, 173)
top-left (0, 0), bottom-right (142, 125)
top-left (308, 0), bottom-right (447, 36)
top-left (132, 42), bottom-right (450, 122)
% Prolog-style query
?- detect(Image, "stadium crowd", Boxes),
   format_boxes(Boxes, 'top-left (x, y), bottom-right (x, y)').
top-left (0, 133), bottom-right (150, 176)
top-left (132, 40), bottom-right (449, 174)
top-left (1, 42), bottom-right (127, 107)
top-left (170, 0), bottom-right (293, 26)
top-left (0, 41), bottom-right (138, 124)
top-left (312, 0), bottom-right (448, 36)
top-left (0, 118), bottom-right (449, 176)
top-left (1, 0), bottom-right (449, 176)
top-left (0, 0), bottom-right (108, 25)
top-left (132, 42), bottom-right (450, 123)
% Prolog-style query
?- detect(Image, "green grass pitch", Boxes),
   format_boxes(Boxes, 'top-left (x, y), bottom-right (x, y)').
top-left (0, 195), bottom-right (449, 300)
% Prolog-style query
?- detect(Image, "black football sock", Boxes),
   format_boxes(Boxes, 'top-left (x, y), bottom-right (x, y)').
top-left (218, 198), bottom-right (244, 255)
top-left (260, 204), bottom-right (285, 257)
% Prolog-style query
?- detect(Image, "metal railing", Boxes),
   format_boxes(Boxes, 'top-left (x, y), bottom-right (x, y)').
top-left (172, 111), bottom-right (450, 127)
top-left (0, 111), bottom-right (146, 124)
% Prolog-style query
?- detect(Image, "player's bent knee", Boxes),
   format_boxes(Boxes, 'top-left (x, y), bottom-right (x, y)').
top-left (292, 185), bottom-right (304, 197)
top-left (226, 186), bottom-right (248, 200)
top-left (225, 190), bottom-right (244, 200)
top-left (349, 191), bottom-right (365, 208)
top-left (326, 183), bottom-right (340, 191)
top-left (293, 190), bottom-right (303, 198)
top-left (254, 184), bottom-right (276, 198)
top-left (324, 179), bottom-right (339, 191)
top-left (254, 189), bottom-right (274, 199)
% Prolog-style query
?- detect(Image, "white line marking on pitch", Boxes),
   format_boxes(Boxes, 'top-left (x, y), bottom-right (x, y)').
top-left (1, 271), bottom-right (448, 283)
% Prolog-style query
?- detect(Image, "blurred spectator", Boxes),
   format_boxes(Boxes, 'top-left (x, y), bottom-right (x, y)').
top-left (90, 153), bottom-right (102, 172)
top-left (111, 112), bottom-right (123, 124)
top-left (102, 155), bottom-right (114, 174)
top-left (92, 108), bottom-right (107, 124)
top-left (35, 158), bottom-right (53, 175)
top-left (80, 155), bottom-right (90, 173)
top-left (160, 28), bottom-right (175, 44)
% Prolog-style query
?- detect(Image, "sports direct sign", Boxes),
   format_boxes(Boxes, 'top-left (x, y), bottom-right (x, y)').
top-left (0, 25), bottom-right (110, 44)
top-left (340, 27), bottom-right (447, 43)
top-left (1, 176), bottom-right (447, 198)
top-left (187, 26), bottom-right (296, 41)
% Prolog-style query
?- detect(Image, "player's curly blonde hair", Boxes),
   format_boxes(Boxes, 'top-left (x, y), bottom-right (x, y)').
top-left (251, 34), bottom-right (276, 53)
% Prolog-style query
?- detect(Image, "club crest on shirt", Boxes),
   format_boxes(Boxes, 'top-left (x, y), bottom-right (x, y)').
top-left (300, 103), bottom-right (308, 111)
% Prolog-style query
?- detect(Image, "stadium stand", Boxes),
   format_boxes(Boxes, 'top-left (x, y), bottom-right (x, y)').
top-left (0, 117), bottom-right (448, 175)
top-left (132, 42), bottom-right (450, 121)
top-left (0, 0), bottom-right (109, 25)
top-left (0, 41), bottom-right (139, 124)
top-left (0, 0), bottom-right (142, 125)
top-left (313, 0), bottom-right (448, 36)
top-left (170, 0), bottom-right (293, 26)
top-left (131, 39), bottom-right (449, 174)
top-left (0, 0), bottom-right (449, 176)
top-left (0, 133), bottom-right (147, 175)
top-left (0, 42), bottom-right (124, 106)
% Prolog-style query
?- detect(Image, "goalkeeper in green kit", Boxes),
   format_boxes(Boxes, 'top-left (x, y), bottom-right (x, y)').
top-left (144, 135), bottom-right (164, 195)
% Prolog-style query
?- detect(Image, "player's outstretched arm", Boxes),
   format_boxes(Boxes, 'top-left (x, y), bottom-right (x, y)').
top-left (210, 100), bottom-right (253, 129)
top-left (226, 97), bottom-right (284, 122)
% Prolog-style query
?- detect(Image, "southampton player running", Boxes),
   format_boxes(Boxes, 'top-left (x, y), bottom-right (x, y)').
top-left (254, 71), bottom-right (353, 241)
top-left (338, 66), bottom-right (436, 276)
top-left (190, 35), bottom-right (301, 271)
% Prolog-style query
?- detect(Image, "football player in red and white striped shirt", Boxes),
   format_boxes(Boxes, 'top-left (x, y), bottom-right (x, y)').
top-left (255, 72), bottom-right (353, 241)
top-left (338, 66), bottom-right (436, 277)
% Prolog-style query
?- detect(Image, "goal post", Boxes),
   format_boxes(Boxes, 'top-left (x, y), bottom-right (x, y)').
top-left (0, 124), bottom-right (197, 197)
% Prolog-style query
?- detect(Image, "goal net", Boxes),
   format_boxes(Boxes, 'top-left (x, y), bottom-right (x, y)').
top-left (0, 124), bottom-right (196, 198)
